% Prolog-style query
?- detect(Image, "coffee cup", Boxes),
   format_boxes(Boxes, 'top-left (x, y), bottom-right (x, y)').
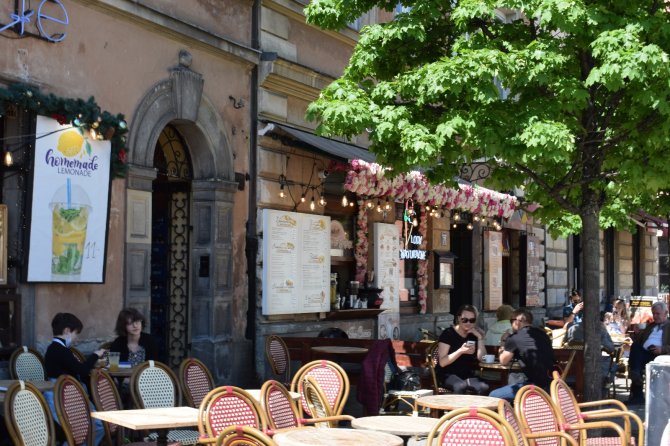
top-left (483, 354), bottom-right (495, 364)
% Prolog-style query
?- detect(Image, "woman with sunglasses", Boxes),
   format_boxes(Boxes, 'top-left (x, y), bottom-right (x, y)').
top-left (435, 304), bottom-right (489, 394)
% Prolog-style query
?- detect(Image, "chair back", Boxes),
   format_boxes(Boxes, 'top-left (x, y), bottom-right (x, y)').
top-left (90, 368), bottom-right (122, 442)
top-left (260, 379), bottom-right (301, 430)
top-left (215, 426), bottom-right (278, 446)
top-left (54, 374), bottom-right (94, 446)
top-left (514, 385), bottom-right (564, 446)
top-left (3, 381), bottom-right (56, 446)
top-left (426, 341), bottom-right (445, 394)
top-left (497, 400), bottom-right (528, 446)
top-left (9, 346), bottom-right (46, 380)
top-left (290, 360), bottom-right (349, 417)
top-left (265, 335), bottom-right (291, 385)
top-left (198, 386), bottom-right (267, 442)
top-left (426, 407), bottom-right (516, 446)
top-left (179, 357), bottom-right (215, 408)
top-left (70, 347), bottom-right (87, 363)
top-left (302, 376), bottom-right (336, 427)
top-left (130, 360), bottom-right (181, 409)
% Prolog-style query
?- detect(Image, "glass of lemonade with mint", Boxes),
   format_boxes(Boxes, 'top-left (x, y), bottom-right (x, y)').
top-left (51, 182), bottom-right (91, 276)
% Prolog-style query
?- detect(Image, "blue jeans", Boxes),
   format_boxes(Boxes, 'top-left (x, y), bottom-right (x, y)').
top-left (44, 389), bottom-right (105, 446)
top-left (489, 382), bottom-right (526, 402)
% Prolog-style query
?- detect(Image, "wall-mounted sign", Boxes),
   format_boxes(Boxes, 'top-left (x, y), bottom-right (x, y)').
top-left (399, 234), bottom-right (426, 260)
top-left (0, 0), bottom-right (68, 42)
top-left (373, 222), bottom-right (400, 311)
top-left (483, 231), bottom-right (503, 311)
top-left (26, 116), bottom-right (111, 283)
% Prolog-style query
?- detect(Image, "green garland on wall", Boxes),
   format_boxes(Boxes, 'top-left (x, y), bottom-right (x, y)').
top-left (0, 83), bottom-right (129, 177)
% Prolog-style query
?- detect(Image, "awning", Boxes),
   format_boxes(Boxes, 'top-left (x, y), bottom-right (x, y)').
top-left (261, 122), bottom-right (376, 163)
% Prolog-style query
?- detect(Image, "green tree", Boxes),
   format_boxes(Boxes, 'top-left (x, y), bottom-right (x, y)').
top-left (305, 0), bottom-right (670, 401)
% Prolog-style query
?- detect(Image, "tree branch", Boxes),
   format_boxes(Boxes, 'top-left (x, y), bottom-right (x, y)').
top-left (511, 162), bottom-right (581, 214)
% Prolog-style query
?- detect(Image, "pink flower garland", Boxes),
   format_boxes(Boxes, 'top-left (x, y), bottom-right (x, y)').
top-left (416, 204), bottom-right (429, 314)
top-left (355, 199), bottom-right (369, 283)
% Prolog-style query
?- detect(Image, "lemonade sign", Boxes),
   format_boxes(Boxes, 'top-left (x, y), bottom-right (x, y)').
top-left (27, 115), bottom-right (111, 283)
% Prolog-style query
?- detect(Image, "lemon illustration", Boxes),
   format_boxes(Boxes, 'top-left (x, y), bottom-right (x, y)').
top-left (57, 131), bottom-right (84, 157)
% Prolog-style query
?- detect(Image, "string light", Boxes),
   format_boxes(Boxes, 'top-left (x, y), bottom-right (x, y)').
top-left (467, 222), bottom-right (473, 230)
top-left (366, 201), bottom-right (373, 209)
top-left (319, 194), bottom-right (326, 206)
top-left (384, 200), bottom-right (391, 211)
top-left (310, 196), bottom-right (316, 211)
top-left (452, 223), bottom-right (457, 229)
top-left (342, 195), bottom-right (348, 207)
top-left (279, 184), bottom-right (285, 199)
top-left (4, 151), bottom-right (12, 167)
top-left (300, 193), bottom-right (306, 203)
top-left (453, 212), bottom-right (461, 221)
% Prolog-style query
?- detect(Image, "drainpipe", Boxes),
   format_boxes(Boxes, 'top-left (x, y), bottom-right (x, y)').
top-left (245, 0), bottom-right (260, 342)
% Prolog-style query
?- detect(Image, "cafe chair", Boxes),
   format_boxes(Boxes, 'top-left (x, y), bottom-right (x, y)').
top-left (426, 407), bottom-right (517, 446)
top-left (130, 360), bottom-right (200, 445)
top-left (215, 426), bottom-right (278, 446)
top-left (426, 341), bottom-right (449, 395)
top-left (290, 360), bottom-right (349, 417)
top-left (9, 345), bottom-right (47, 380)
top-left (3, 380), bottom-right (56, 446)
top-left (70, 346), bottom-right (87, 363)
top-left (54, 374), bottom-right (98, 446)
top-left (497, 399), bottom-right (577, 446)
top-left (265, 335), bottom-right (291, 387)
top-left (90, 368), bottom-right (181, 446)
top-left (197, 386), bottom-right (268, 444)
top-left (550, 371), bottom-right (643, 446)
top-left (260, 379), bottom-right (352, 432)
top-left (179, 357), bottom-right (215, 408)
top-left (302, 377), bottom-right (353, 428)
top-left (514, 384), bottom-right (625, 446)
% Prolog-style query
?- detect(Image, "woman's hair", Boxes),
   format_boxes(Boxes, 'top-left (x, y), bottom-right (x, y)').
top-left (455, 304), bottom-right (478, 321)
top-left (570, 289), bottom-right (580, 298)
top-left (495, 305), bottom-right (514, 322)
top-left (115, 308), bottom-right (146, 336)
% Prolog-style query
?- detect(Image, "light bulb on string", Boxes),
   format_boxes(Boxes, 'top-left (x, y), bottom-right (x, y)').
top-left (454, 212), bottom-right (460, 221)
top-left (300, 193), bottom-right (306, 203)
top-left (310, 196), bottom-right (316, 211)
top-left (452, 223), bottom-right (457, 229)
top-left (467, 223), bottom-right (473, 230)
top-left (349, 201), bottom-right (354, 207)
top-left (319, 194), bottom-right (326, 207)
top-left (4, 151), bottom-right (13, 167)
top-left (426, 205), bottom-right (431, 211)
top-left (473, 215), bottom-right (480, 222)
top-left (384, 200), bottom-right (391, 211)
top-left (342, 195), bottom-right (348, 207)
top-left (279, 184), bottom-right (285, 199)
top-left (366, 200), bottom-right (373, 209)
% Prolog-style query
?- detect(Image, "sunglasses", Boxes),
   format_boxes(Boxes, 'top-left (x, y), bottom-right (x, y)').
top-left (460, 317), bottom-right (476, 324)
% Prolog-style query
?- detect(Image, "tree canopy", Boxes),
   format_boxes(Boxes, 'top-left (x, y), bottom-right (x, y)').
top-left (305, 0), bottom-right (670, 401)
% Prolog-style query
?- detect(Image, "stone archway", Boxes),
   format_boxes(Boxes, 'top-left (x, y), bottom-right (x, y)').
top-left (124, 52), bottom-right (238, 381)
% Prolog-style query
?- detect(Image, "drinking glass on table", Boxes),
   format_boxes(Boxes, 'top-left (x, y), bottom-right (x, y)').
top-left (108, 352), bottom-right (121, 371)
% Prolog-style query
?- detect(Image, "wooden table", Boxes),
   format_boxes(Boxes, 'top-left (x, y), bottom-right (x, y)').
top-left (0, 379), bottom-right (55, 404)
top-left (416, 394), bottom-right (502, 418)
top-left (104, 367), bottom-right (135, 378)
top-left (478, 360), bottom-right (523, 388)
top-left (309, 346), bottom-right (369, 363)
top-left (246, 389), bottom-right (300, 402)
top-left (274, 427), bottom-right (403, 446)
top-left (352, 415), bottom-right (438, 438)
top-left (91, 406), bottom-right (199, 446)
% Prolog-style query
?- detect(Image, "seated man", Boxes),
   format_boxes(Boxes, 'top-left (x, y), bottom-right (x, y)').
top-left (43, 312), bottom-right (107, 446)
top-left (563, 289), bottom-right (584, 328)
top-left (565, 314), bottom-right (616, 390)
top-left (489, 308), bottom-right (555, 402)
top-left (627, 301), bottom-right (670, 404)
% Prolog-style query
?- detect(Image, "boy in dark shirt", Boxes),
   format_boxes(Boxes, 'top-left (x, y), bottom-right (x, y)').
top-left (43, 312), bottom-right (106, 446)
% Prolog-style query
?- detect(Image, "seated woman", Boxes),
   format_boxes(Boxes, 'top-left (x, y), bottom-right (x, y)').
top-left (109, 308), bottom-right (158, 367)
top-left (484, 304), bottom-right (514, 346)
top-left (435, 304), bottom-right (489, 395)
top-left (611, 298), bottom-right (631, 334)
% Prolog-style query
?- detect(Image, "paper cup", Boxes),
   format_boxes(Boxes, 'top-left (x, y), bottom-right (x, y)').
top-left (484, 354), bottom-right (495, 363)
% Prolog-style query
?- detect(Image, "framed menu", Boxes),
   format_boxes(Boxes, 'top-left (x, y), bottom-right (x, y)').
top-left (262, 209), bottom-right (331, 315)
top-left (373, 222), bottom-right (400, 312)
top-left (484, 230), bottom-right (503, 311)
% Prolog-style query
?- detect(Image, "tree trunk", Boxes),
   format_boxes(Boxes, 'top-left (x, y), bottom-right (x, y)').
top-left (580, 203), bottom-right (602, 402)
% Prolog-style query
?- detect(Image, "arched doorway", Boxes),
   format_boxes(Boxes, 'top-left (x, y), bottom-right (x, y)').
top-left (151, 125), bottom-right (192, 368)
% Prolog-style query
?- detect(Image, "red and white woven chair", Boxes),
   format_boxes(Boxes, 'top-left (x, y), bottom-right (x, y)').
top-left (302, 377), bottom-right (353, 428)
top-left (197, 386), bottom-right (268, 444)
top-left (215, 426), bottom-right (278, 446)
top-left (515, 384), bottom-right (625, 446)
top-left (426, 407), bottom-right (517, 446)
top-left (497, 399), bottom-right (577, 446)
top-left (3, 380), bottom-right (56, 446)
top-left (290, 360), bottom-right (349, 417)
top-left (130, 360), bottom-right (200, 445)
top-left (179, 357), bottom-right (215, 408)
top-left (9, 346), bottom-right (46, 381)
top-left (550, 371), bottom-right (643, 446)
top-left (260, 379), bottom-right (352, 432)
top-left (265, 335), bottom-right (291, 387)
top-left (54, 374), bottom-right (96, 446)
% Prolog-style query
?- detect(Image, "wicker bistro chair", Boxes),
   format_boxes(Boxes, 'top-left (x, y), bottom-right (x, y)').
top-left (426, 341), bottom-right (449, 395)
top-left (3, 380), bottom-right (56, 446)
top-left (130, 360), bottom-right (200, 445)
top-left (550, 371), bottom-right (643, 446)
top-left (302, 377), bottom-right (354, 428)
top-left (497, 399), bottom-right (577, 446)
top-left (9, 345), bottom-right (47, 380)
top-left (265, 335), bottom-right (291, 387)
top-left (215, 426), bottom-right (279, 446)
top-left (425, 407), bottom-right (517, 446)
top-left (54, 374), bottom-right (97, 446)
top-left (290, 360), bottom-right (349, 418)
top-left (70, 347), bottom-right (87, 363)
top-left (260, 379), bottom-right (353, 432)
top-left (197, 386), bottom-right (268, 444)
top-left (514, 385), bottom-right (626, 446)
top-left (179, 357), bottom-right (215, 408)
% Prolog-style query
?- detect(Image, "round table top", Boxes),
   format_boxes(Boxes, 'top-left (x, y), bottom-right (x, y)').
top-left (273, 428), bottom-right (403, 446)
top-left (478, 361), bottom-right (522, 371)
top-left (352, 415), bottom-right (439, 437)
top-left (103, 367), bottom-right (135, 378)
top-left (416, 394), bottom-right (501, 411)
top-left (310, 346), bottom-right (369, 354)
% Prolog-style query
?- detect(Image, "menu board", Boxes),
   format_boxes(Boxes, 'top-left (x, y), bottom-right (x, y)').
top-left (373, 223), bottom-right (400, 311)
top-left (484, 231), bottom-right (503, 311)
top-left (525, 234), bottom-right (542, 306)
top-left (262, 209), bottom-right (331, 315)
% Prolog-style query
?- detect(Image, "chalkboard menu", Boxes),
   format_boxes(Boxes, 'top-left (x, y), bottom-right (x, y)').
top-left (262, 209), bottom-right (331, 315)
